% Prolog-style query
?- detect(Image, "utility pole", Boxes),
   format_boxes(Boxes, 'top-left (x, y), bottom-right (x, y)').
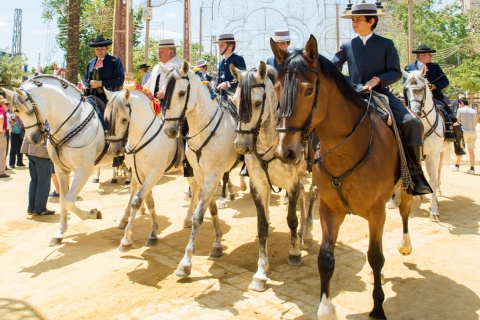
top-left (408, 0), bottom-right (414, 64)
top-left (12, 9), bottom-right (22, 56)
top-left (199, 6), bottom-right (202, 58)
top-left (183, 0), bottom-right (191, 63)
top-left (144, 0), bottom-right (152, 64)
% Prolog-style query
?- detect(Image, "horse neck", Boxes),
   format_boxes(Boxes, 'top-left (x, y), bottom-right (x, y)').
top-left (187, 82), bottom-right (221, 133)
top-left (258, 85), bottom-right (279, 150)
top-left (129, 94), bottom-right (160, 142)
top-left (422, 87), bottom-right (438, 123)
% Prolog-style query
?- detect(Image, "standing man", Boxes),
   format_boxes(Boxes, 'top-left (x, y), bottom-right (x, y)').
top-left (451, 98), bottom-right (477, 174)
top-left (213, 33), bottom-right (246, 98)
top-left (331, 2), bottom-right (432, 195)
top-left (139, 63), bottom-right (151, 85)
top-left (144, 38), bottom-right (183, 100)
top-left (405, 44), bottom-right (465, 155)
top-left (83, 34), bottom-right (126, 182)
top-left (266, 29), bottom-right (295, 70)
top-left (0, 95), bottom-right (9, 178)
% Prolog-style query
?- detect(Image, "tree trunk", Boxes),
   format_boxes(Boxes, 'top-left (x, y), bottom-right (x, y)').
top-left (66, 0), bottom-right (81, 84)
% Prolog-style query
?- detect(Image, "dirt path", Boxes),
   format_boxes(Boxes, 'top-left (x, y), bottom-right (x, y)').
top-left (1, 135), bottom-right (479, 320)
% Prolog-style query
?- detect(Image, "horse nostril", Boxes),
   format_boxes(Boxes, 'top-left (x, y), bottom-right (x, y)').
top-left (285, 149), bottom-right (297, 162)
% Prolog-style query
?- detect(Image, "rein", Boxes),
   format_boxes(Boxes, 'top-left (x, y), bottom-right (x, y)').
top-left (236, 82), bottom-right (280, 193)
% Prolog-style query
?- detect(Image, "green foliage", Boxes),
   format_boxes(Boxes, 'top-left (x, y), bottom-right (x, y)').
top-left (0, 55), bottom-right (27, 88)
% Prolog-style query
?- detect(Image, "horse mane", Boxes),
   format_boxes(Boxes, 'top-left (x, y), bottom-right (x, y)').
top-left (162, 66), bottom-right (180, 111)
top-left (278, 49), bottom-right (366, 117)
top-left (29, 74), bottom-right (84, 95)
top-left (238, 66), bottom-right (278, 123)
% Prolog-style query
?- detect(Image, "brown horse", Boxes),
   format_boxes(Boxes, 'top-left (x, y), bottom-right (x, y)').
top-left (271, 35), bottom-right (414, 320)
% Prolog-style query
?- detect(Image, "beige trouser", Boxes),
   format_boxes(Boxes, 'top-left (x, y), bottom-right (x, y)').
top-left (0, 132), bottom-right (6, 174)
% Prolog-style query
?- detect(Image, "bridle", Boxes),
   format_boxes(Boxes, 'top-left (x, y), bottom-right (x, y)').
top-left (106, 102), bottom-right (131, 145)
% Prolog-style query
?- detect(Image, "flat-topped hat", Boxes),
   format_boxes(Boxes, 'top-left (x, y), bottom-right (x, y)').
top-left (88, 34), bottom-right (113, 47)
top-left (195, 59), bottom-right (207, 67)
top-left (212, 33), bottom-right (240, 43)
top-left (341, 3), bottom-right (388, 19)
top-left (158, 38), bottom-right (181, 48)
top-left (139, 63), bottom-right (150, 69)
top-left (272, 29), bottom-right (297, 42)
top-left (412, 44), bottom-right (436, 54)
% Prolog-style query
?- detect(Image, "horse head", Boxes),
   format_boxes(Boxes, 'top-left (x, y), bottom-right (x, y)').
top-left (2, 86), bottom-right (46, 145)
top-left (162, 61), bottom-right (195, 139)
top-left (272, 34), bottom-right (319, 164)
top-left (402, 66), bottom-right (430, 116)
top-left (105, 88), bottom-right (131, 156)
top-left (231, 61), bottom-right (278, 155)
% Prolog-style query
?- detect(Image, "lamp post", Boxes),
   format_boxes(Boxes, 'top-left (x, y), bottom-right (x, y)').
top-left (407, 0), bottom-right (414, 64)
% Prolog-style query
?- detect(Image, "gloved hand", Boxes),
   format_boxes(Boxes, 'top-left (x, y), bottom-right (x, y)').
top-left (90, 80), bottom-right (102, 89)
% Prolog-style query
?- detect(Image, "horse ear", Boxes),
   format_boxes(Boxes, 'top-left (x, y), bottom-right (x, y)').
top-left (105, 88), bottom-right (113, 101)
top-left (258, 61), bottom-right (267, 80)
top-left (402, 69), bottom-right (410, 78)
top-left (421, 65), bottom-right (427, 77)
top-left (230, 64), bottom-right (242, 83)
top-left (270, 38), bottom-right (287, 64)
top-left (181, 61), bottom-right (190, 76)
top-left (2, 88), bottom-right (15, 100)
top-left (304, 34), bottom-right (318, 67)
top-left (124, 88), bottom-right (130, 101)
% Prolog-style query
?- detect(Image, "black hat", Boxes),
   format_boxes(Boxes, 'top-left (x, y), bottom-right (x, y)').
top-left (412, 44), bottom-right (436, 54)
top-left (88, 34), bottom-right (113, 47)
top-left (139, 64), bottom-right (150, 69)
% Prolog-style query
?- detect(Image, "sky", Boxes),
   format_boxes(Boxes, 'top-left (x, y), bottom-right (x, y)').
top-left (0, 0), bottom-right (201, 70)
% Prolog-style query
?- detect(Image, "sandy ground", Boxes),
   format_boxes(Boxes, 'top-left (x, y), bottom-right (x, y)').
top-left (1, 129), bottom-right (479, 320)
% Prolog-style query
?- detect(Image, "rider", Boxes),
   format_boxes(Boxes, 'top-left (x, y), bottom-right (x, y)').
top-left (331, 2), bottom-right (433, 195)
top-left (404, 44), bottom-right (465, 156)
top-left (83, 34), bottom-right (126, 182)
top-left (266, 29), bottom-right (295, 71)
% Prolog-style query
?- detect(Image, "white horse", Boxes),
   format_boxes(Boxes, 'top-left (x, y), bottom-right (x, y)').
top-left (3, 75), bottom-right (111, 245)
top-left (161, 61), bottom-right (239, 277)
top-left (231, 61), bottom-right (314, 291)
top-left (104, 87), bottom-right (197, 251)
top-left (403, 68), bottom-right (450, 221)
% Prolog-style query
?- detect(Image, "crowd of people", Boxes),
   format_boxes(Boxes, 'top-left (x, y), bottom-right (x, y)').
top-left (1, 7), bottom-right (479, 215)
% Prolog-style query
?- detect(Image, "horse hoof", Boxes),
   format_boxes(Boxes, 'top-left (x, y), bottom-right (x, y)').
top-left (413, 195), bottom-right (422, 203)
top-left (248, 278), bottom-right (267, 292)
top-left (111, 179), bottom-right (117, 184)
top-left (217, 201), bottom-right (226, 209)
top-left (210, 247), bottom-right (223, 258)
top-left (183, 219), bottom-right (192, 228)
top-left (288, 254), bottom-right (302, 266)
top-left (119, 243), bottom-right (132, 252)
top-left (429, 213), bottom-right (440, 222)
top-left (175, 264), bottom-right (192, 278)
top-left (145, 238), bottom-right (158, 247)
top-left (387, 201), bottom-right (398, 209)
top-left (91, 209), bottom-right (102, 219)
top-left (50, 238), bottom-right (63, 246)
top-left (283, 196), bottom-right (289, 205)
top-left (118, 220), bottom-right (128, 229)
top-left (302, 238), bottom-right (314, 249)
top-left (92, 178), bottom-right (99, 183)
top-left (124, 180), bottom-right (130, 186)
top-left (228, 193), bottom-right (235, 201)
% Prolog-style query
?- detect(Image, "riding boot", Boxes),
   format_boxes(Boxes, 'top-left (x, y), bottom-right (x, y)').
top-left (183, 159), bottom-right (194, 177)
top-left (406, 145), bottom-right (433, 195)
top-left (453, 125), bottom-right (466, 156)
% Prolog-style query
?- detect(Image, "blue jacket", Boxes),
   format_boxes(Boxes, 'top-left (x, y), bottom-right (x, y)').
top-left (331, 33), bottom-right (402, 93)
top-left (216, 53), bottom-right (246, 91)
top-left (405, 61), bottom-right (449, 103)
top-left (84, 53), bottom-right (125, 93)
top-left (266, 56), bottom-right (280, 71)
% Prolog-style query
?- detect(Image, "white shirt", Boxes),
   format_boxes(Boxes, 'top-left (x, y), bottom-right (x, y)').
top-left (144, 56), bottom-right (184, 94)
top-left (359, 32), bottom-right (373, 45)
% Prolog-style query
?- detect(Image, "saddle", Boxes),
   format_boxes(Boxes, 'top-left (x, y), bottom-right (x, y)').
top-left (434, 99), bottom-right (455, 142)
top-left (217, 89), bottom-right (238, 118)
top-left (86, 95), bottom-right (108, 131)
top-left (354, 85), bottom-right (392, 126)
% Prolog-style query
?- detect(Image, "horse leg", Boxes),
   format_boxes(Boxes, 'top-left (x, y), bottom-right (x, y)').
top-left (63, 167), bottom-right (102, 220)
top-left (425, 155), bottom-right (441, 220)
top-left (183, 177), bottom-right (199, 228)
top-left (248, 182), bottom-right (271, 291)
top-left (92, 167), bottom-right (100, 183)
top-left (208, 200), bottom-right (223, 258)
top-left (124, 167), bottom-right (131, 186)
top-left (317, 204), bottom-right (345, 320)
top-left (227, 177), bottom-right (235, 201)
top-left (387, 192), bottom-right (398, 209)
top-left (176, 178), bottom-right (219, 278)
top-left (398, 190), bottom-right (413, 256)
top-left (437, 148), bottom-right (447, 196)
top-left (300, 181), bottom-right (315, 248)
top-left (367, 209), bottom-right (387, 320)
top-left (239, 175), bottom-right (247, 191)
top-left (111, 166), bottom-right (118, 184)
top-left (50, 170), bottom-right (71, 246)
top-left (286, 183), bottom-right (302, 266)
top-left (144, 191), bottom-right (159, 247)
top-left (218, 172), bottom-right (229, 209)
top-left (118, 180), bottom-right (138, 229)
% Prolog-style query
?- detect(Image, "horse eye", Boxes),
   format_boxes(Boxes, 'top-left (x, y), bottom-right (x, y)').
top-left (122, 118), bottom-right (128, 124)
top-left (179, 91), bottom-right (186, 97)
top-left (305, 88), bottom-right (314, 96)
top-left (255, 101), bottom-right (262, 107)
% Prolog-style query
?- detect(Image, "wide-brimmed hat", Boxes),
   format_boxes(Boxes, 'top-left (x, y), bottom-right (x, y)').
top-left (412, 44), bottom-right (436, 54)
top-left (272, 29), bottom-right (297, 42)
top-left (88, 34), bottom-right (113, 47)
top-left (195, 59), bottom-right (207, 67)
top-left (139, 63), bottom-right (150, 69)
top-left (158, 38), bottom-right (181, 48)
top-left (341, 3), bottom-right (388, 19)
top-left (0, 97), bottom-right (9, 104)
top-left (212, 33), bottom-right (240, 43)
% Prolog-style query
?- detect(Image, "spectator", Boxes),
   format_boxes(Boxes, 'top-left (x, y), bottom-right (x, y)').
top-left (451, 98), bottom-right (478, 174)
top-left (139, 63), bottom-right (151, 86)
top-left (8, 112), bottom-right (26, 168)
top-left (0, 96), bottom-right (9, 178)
top-left (21, 134), bottom-right (55, 215)
top-left (266, 29), bottom-right (295, 70)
